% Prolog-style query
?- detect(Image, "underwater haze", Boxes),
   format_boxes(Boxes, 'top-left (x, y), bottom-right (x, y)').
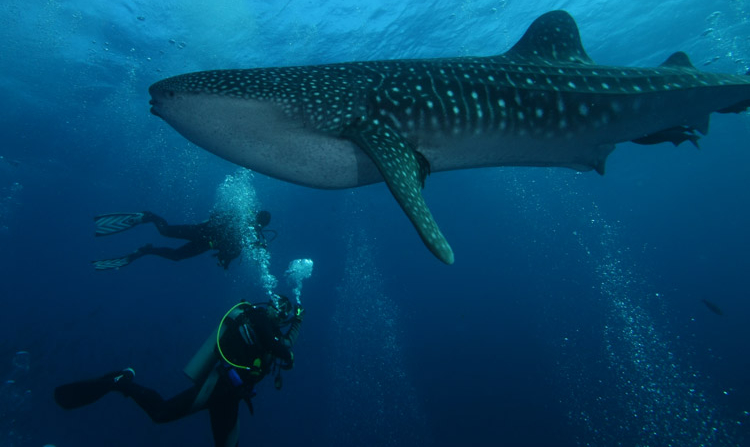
top-left (2, 0), bottom-right (750, 446)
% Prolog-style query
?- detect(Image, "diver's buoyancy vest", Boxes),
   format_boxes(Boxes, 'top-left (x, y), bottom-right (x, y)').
top-left (184, 303), bottom-right (269, 383)
top-left (219, 306), bottom-right (272, 377)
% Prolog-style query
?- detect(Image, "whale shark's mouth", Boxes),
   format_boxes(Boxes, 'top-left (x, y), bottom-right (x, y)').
top-left (148, 99), bottom-right (160, 117)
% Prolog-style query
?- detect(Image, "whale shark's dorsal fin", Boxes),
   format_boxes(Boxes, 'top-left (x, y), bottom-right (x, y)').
top-left (660, 51), bottom-right (697, 70)
top-left (503, 10), bottom-right (593, 64)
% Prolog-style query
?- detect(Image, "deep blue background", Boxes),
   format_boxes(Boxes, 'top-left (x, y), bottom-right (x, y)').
top-left (1, 0), bottom-right (749, 446)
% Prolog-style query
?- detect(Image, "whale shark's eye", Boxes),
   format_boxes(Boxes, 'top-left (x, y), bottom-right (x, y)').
top-left (168, 91), bottom-right (175, 98)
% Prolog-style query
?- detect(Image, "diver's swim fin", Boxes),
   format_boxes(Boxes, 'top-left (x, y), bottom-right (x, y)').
top-left (91, 245), bottom-right (151, 271)
top-left (91, 255), bottom-right (133, 271)
top-left (54, 368), bottom-right (135, 410)
top-left (94, 212), bottom-right (145, 237)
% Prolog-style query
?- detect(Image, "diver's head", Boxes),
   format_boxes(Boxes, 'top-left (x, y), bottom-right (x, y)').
top-left (255, 210), bottom-right (271, 228)
top-left (267, 294), bottom-right (292, 322)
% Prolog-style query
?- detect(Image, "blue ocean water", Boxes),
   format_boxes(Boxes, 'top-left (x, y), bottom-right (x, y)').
top-left (1, 0), bottom-right (750, 445)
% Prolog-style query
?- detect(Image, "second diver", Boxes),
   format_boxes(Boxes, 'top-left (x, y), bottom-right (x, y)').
top-left (91, 210), bottom-right (275, 271)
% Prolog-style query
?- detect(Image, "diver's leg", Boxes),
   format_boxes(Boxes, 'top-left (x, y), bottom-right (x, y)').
top-left (207, 386), bottom-right (241, 447)
top-left (117, 380), bottom-right (204, 423)
top-left (140, 212), bottom-right (169, 230)
top-left (135, 240), bottom-right (210, 262)
top-left (94, 241), bottom-right (206, 268)
top-left (155, 223), bottom-right (205, 240)
top-left (143, 212), bottom-right (205, 240)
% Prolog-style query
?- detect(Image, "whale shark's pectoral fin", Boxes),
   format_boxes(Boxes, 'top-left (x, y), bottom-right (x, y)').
top-left (342, 117), bottom-right (455, 265)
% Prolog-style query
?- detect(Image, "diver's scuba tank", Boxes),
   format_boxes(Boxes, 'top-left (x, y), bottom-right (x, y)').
top-left (183, 303), bottom-right (249, 383)
top-left (183, 326), bottom-right (222, 384)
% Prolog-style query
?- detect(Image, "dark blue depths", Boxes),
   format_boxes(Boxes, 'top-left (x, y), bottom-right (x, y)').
top-left (1, 1), bottom-right (750, 446)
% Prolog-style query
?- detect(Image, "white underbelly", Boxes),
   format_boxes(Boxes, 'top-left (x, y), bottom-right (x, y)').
top-left (161, 96), bottom-right (381, 188)
top-left (160, 95), bottom-right (611, 189)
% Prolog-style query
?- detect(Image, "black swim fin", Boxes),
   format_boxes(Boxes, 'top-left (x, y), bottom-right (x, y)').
top-left (54, 368), bottom-right (134, 410)
top-left (94, 212), bottom-right (145, 236)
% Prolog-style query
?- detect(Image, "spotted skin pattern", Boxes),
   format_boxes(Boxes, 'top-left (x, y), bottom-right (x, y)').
top-left (149, 11), bottom-right (750, 264)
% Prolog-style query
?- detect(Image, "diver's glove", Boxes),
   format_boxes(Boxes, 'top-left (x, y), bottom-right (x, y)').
top-left (280, 351), bottom-right (294, 370)
top-left (285, 306), bottom-right (304, 347)
top-left (293, 306), bottom-right (305, 322)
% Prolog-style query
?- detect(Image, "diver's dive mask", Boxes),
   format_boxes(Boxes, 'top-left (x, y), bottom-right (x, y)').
top-left (269, 294), bottom-right (293, 321)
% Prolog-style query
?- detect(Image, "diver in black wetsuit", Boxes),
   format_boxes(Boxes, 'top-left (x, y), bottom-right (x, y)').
top-left (91, 210), bottom-right (274, 270)
top-left (54, 295), bottom-right (303, 447)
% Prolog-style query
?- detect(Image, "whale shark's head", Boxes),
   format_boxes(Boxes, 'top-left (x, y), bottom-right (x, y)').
top-left (148, 72), bottom-right (204, 120)
top-left (148, 71), bottom-right (377, 189)
top-left (148, 71), bottom-right (251, 136)
top-left (149, 72), bottom-right (278, 167)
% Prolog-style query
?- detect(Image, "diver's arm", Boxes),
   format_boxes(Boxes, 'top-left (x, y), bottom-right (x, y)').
top-left (273, 338), bottom-right (294, 370)
top-left (284, 307), bottom-right (304, 346)
top-left (253, 314), bottom-right (294, 366)
top-left (275, 308), bottom-right (303, 370)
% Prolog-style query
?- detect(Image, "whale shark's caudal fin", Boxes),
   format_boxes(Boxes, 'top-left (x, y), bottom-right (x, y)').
top-left (342, 117), bottom-right (454, 265)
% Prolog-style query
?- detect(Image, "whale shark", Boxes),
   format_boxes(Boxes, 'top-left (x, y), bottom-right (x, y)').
top-left (148, 10), bottom-right (750, 264)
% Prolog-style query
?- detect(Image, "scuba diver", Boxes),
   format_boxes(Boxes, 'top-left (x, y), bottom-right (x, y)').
top-left (54, 295), bottom-right (303, 447)
top-left (91, 209), bottom-right (276, 271)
